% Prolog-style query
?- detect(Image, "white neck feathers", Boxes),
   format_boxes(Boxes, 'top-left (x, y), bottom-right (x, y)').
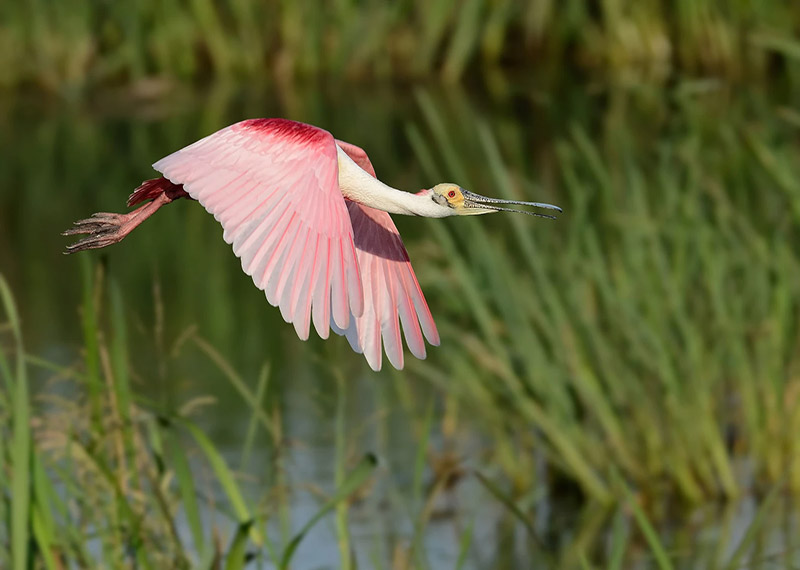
top-left (336, 146), bottom-right (449, 217)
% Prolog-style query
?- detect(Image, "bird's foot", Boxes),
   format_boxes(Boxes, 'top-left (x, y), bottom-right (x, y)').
top-left (63, 192), bottom-right (172, 254)
top-left (62, 212), bottom-right (136, 254)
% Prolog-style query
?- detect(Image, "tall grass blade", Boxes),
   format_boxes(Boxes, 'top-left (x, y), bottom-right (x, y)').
top-left (475, 471), bottom-right (535, 536)
top-left (750, 33), bottom-right (800, 61)
top-left (334, 372), bottom-right (353, 570)
top-left (224, 520), bottom-right (254, 570)
top-left (279, 453), bottom-right (378, 569)
top-left (454, 517), bottom-right (475, 570)
top-left (166, 427), bottom-right (205, 556)
top-left (441, 0), bottom-right (484, 81)
top-left (31, 506), bottom-right (58, 570)
top-left (617, 477), bottom-right (674, 570)
top-left (193, 336), bottom-right (278, 442)
top-left (178, 418), bottom-right (262, 543)
top-left (30, 451), bottom-right (63, 570)
top-left (474, 469), bottom-right (556, 570)
top-left (723, 479), bottom-right (785, 570)
top-left (240, 363), bottom-right (270, 471)
top-left (0, 274), bottom-right (31, 570)
top-left (608, 507), bottom-right (630, 570)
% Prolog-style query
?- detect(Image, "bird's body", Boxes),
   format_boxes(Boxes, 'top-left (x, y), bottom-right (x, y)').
top-left (64, 118), bottom-right (560, 370)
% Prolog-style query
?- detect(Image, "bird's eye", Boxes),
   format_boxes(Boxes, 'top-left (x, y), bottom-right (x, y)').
top-left (447, 190), bottom-right (456, 198)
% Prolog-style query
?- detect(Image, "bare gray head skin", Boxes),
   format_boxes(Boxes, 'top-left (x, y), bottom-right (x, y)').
top-left (429, 183), bottom-right (562, 219)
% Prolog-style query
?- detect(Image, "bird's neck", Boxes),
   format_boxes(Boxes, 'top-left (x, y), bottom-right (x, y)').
top-left (336, 147), bottom-right (449, 217)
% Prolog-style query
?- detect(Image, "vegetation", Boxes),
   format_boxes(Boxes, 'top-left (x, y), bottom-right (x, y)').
top-left (0, 268), bottom-right (382, 569)
top-left (2, 74), bottom-right (800, 565)
top-left (407, 86), bottom-right (800, 506)
top-left (3, 2), bottom-right (800, 564)
top-left (2, 0), bottom-right (800, 91)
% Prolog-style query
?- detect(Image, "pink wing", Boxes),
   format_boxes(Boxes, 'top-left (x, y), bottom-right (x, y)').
top-left (153, 119), bottom-right (363, 341)
top-left (334, 140), bottom-right (440, 371)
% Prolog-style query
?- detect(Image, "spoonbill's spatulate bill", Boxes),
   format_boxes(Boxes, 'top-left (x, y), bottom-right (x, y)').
top-left (63, 118), bottom-right (561, 370)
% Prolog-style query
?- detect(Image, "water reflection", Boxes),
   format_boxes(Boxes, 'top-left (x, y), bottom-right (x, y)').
top-left (2, 78), bottom-right (799, 567)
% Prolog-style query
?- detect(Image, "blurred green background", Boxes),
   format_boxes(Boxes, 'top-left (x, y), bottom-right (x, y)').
top-left (1, 1), bottom-right (800, 569)
top-left (3, 0), bottom-right (800, 89)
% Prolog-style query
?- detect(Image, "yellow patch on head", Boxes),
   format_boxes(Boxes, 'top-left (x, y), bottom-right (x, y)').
top-left (433, 183), bottom-right (464, 209)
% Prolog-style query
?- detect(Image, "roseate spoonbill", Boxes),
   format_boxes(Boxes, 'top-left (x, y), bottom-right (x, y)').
top-left (63, 118), bottom-right (560, 370)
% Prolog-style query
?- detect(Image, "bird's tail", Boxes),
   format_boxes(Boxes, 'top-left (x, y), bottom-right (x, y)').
top-left (127, 177), bottom-right (186, 207)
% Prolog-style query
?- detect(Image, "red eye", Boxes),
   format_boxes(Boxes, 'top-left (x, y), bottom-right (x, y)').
top-left (448, 190), bottom-right (456, 198)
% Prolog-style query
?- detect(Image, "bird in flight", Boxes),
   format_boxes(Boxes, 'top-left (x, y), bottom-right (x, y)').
top-left (64, 118), bottom-right (561, 370)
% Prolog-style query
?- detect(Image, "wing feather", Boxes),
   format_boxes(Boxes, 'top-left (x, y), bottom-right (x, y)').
top-left (329, 238), bottom-right (349, 329)
top-left (154, 118), bottom-right (363, 339)
top-left (380, 260), bottom-right (403, 369)
top-left (334, 141), bottom-right (441, 371)
top-left (310, 238), bottom-right (331, 338)
top-left (392, 262), bottom-right (425, 359)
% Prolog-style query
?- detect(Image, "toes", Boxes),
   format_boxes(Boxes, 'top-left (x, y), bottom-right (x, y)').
top-left (62, 224), bottom-right (102, 236)
top-left (64, 234), bottom-right (117, 254)
top-left (62, 212), bottom-right (126, 253)
top-left (61, 213), bottom-right (122, 236)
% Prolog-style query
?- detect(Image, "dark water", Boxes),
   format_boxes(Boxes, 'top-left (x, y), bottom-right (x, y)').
top-left (2, 78), bottom-right (799, 568)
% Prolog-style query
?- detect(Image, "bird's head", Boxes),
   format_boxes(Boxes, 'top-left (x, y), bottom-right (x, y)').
top-left (427, 183), bottom-right (562, 219)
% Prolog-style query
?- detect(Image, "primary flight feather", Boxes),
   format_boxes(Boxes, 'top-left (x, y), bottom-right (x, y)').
top-left (64, 118), bottom-right (561, 370)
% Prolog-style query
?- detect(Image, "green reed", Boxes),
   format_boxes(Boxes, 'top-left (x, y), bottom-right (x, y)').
top-left (0, 269), bottom-right (378, 568)
top-left (0, 275), bottom-right (30, 570)
top-left (406, 85), bottom-right (800, 509)
top-left (2, 0), bottom-right (800, 91)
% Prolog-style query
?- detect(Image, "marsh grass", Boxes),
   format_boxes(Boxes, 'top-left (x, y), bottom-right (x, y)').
top-left (3, 0), bottom-right (800, 90)
top-left (0, 267), bottom-right (379, 569)
top-left (406, 87), bottom-right (800, 510)
top-left (4, 267), bottom-right (765, 569)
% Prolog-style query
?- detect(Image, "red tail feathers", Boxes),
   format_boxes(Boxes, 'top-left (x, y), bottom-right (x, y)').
top-left (127, 177), bottom-right (187, 207)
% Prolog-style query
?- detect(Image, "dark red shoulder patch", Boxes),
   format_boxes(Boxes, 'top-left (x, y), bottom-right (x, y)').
top-left (236, 118), bottom-right (330, 146)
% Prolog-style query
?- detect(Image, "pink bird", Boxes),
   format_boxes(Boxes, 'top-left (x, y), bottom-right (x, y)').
top-left (64, 118), bottom-right (560, 370)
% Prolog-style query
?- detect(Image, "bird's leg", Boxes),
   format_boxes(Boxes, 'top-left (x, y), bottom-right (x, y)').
top-left (63, 191), bottom-right (176, 254)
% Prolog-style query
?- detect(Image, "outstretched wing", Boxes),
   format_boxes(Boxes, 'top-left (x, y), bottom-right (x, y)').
top-left (334, 140), bottom-right (440, 371)
top-left (154, 118), bottom-right (364, 341)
